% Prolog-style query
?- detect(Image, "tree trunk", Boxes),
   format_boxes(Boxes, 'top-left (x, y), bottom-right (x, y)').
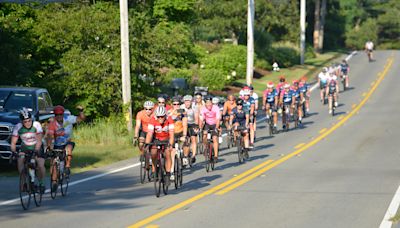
top-left (313, 0), bottom-right (321, 52)
top-left (318, 0), bottom-right (327, 52)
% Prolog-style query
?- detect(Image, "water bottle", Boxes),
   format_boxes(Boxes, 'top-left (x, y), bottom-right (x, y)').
top-left (207, 133), bottom-right (211, 140)
top-left (218, 136), bottom-right (223, 144)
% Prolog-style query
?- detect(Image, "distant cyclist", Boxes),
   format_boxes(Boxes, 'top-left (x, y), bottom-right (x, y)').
top-left (326, 73), bottom-right (339, 114)
top-left (222, 94), bottom-right (237, 131)
top-left (365, 40), bottom-right (374, 61)
top-left (134, 101), bottom-right (154, 158)
top-left (229, 99), bottom-right (250, 157)
top-left (279, 83), bottom-right (295, 130)
top-left (181, 95), bottom-right (198, 164)
top-left (318, 67), bottom-right (330, 103)
top-left (262, 81), bottom-right (279, 131)
top-left (241, 87), bottom-right (255, 148)
top-left (291, 80), bottom-right (304, 126)
top-left (47, 105), bottom-right (85, 191)
top-left (200, 96), bottom-right (221, 161)
top-left (146, 106), bottom-right (175, 186)
top-left (249, 85), bottom-right (259, 133)
top-left (340, 59), bottom-right (350, 88)
top-left (11, 108), bottom-right (45, 193)
top-left (277, 76), bottom-right (286, 96)
top-left (299, 76), bottom-right (311, 116)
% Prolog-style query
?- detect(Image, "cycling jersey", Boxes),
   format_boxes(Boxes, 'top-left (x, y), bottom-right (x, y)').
top-left (318, 72), bottom-right (329, 84)
top-left (340, 63), bottom-right (349, 74)
top-left (47, 115), bottom-right (77, 147)
top-left (280, 90), bottom-right (294, 104)
top-left (291, 87), bottom-right (301, 102)
top-left (136, 110), bottom-right (153, 133)
top-left (223, 101), bottom-right (237, 115)
top-left (242, 97), bottom-right (255, 114)
top-left (148, 117), bottom-right (174, 141)
top-left (328, 80), bottom-right (337, 94)
top-left (366, 41), bottom-right (374, 51)
top-left (231, 108), bottom-right (247, 126)
top-left (170, 109), bottom-right (185, 134)
top-left (251, 92), bottom-right (259, 101)
top-left (12, 122), bottom-right (43, 152)
top-left (299, 82), bottom-right (310, 95)
top-left (200, 105), bottom-right (221, 126)
top-left (180, 104), bottom-right (196, 125)
top-left (264, 89), bottom-right (278, 104)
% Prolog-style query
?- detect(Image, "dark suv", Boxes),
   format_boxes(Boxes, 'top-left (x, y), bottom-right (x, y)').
top-left (0, 87), bottom-right (54, 160)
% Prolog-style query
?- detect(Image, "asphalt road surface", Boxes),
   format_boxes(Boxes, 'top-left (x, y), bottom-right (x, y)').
top-left (0, 50), bottom-right (399, 228)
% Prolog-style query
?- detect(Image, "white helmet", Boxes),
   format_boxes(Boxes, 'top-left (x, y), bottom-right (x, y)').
top-left (242, 89), bottom-right (251, 95)
top-left (143, 101), bottom-right (154, 109)
top-left (154, 106), bottom-right (166, 117)
top-left (212, 97), bottom-right (219, 104)
top-left (183, 95), bottom-right (193, 101)
top-left (322, 67), bottom-right (328, 73)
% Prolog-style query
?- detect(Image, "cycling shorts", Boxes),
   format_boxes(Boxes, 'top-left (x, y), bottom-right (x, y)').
top-left (139, 130), bottom-right (147, 139)
top-left (188, 124), bottom-right (198, 137)
top-left (320, 82), bottom-right (327, 90)
top-left (204, 124), bottom-right (219, 137)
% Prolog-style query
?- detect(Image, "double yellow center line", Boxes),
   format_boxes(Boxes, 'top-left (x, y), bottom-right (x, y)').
top-left (129, 56), bottom-right (394, 228)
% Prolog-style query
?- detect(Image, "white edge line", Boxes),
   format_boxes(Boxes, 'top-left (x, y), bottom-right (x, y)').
top-left (380, 184), bottom-right (400, 228)
top-left (0, 51), bottom-right (357, 207)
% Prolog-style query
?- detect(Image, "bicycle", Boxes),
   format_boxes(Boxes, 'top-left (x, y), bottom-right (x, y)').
top-left (173, 139), bottom-right (184, 190)
top-left (266, 108), bottom-right (275, 136)
top-left (203, 129), bottom-right (217, 172)
top-left (341, 72), bottom-right (348, 91)
top-left (281, 104), bottom-right (291, 132)
top-left (148, 140), bottom-right (169, 197)
top-left (196, 130), bottom-right (204, 155)
top-left (13, 151), bottom-right (43, 210)
top-left (49, 149), bottom-right (69, 199)
top-left (234, 126), bottom-right (248, 163)
top-left (293, 102), bottom-right (299, 129)
top-left (139, 147), bottom-right (153, 184)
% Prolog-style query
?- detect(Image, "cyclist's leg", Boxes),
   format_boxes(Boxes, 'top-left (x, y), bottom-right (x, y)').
top-left (211, 126), bottom-right (219, 158)
top-left (17, 155), bottom-right (24, 174)
top-left (138, 131), bottom-right (147, 156)
top-left (328, 94), bottom-right (333, 112)
top-left (243, 130), bottom-right (249, 148)
top-left (165, 147), bottom-right (172, 175)
top-left (320, 83), bottom-right (324, 101)
top-left (346, 74), bottom-right (349, 87)
top-left (65, 142), bottom-right (75, 168)
top-left (150, 146), bottom-right (158, 173)
top-left (35, 156), bottom-right (45, 181)
top-left (249, 122), bottom-right (255, 145)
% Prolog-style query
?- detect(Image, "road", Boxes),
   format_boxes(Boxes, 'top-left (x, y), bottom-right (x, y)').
top-left (0, 50), bottom-right (399, 228)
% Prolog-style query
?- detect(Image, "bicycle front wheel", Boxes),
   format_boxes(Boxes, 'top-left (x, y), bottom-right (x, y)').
top-left (154, 165), bottom-right (161, 198)
top-left (50, 162), bottom-right (58, 199)
top-left (210, 144), bottom-right (215, 171)
top-left (174, 154), bottom-right (179, 190)
top-left (61, 167), bottom-right (69, 197)
top-left (237, 137), bottom-right (243, 164)
top-left (19, 170), bottom-right (31, 210)
top-left (140, 155), bottom-right (146, 184)
top-left (33, 172), bottom-right (42, 207)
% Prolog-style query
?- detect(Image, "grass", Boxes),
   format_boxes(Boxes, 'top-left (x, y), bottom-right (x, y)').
top-left (391, 211), bottom-right (400, 223)
top-left (236, 51), bottom-right (344, 95)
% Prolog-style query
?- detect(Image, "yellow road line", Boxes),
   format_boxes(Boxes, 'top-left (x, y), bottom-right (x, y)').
top-left (371, 81), bottom-right (375, 86)
top-left (294, 143), bottom-right (306, 149)
top-left (352, 104), bottom-right (356, 109)
top-left (128, 57), bottom-right (394, 228)
top-left (362, 92), bottom-right (367, 97)
top-left (128, 159), bottom-right (275, 228)
top-left (319, 128), bottom-right (327, 134)
top-left (145, 225), bottom-right (159, 228)
top-left (337, 115), bottom-right (344, 120)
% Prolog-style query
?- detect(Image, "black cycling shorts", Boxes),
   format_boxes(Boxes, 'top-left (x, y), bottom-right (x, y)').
top-left (204, 124), bottom-right (219, 137)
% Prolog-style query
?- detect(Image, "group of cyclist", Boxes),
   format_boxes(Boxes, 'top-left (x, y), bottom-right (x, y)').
top-left (11, 106), bottom-right (85, 194)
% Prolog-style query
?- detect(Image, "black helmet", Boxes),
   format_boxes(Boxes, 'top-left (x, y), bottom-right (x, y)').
top-left (172, 96), bottom-right (181, 104)
top-left (236, 99), bottom-right (244, 105)
top-left (19, 108), bottom-right (32, 121)
top-left (204, 96), bottom-right (213, 102)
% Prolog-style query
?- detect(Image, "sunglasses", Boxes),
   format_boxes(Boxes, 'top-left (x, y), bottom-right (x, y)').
top-left (173, 103), bottom-right (180, 106)
top-left (157, 116), bottom-right (166, 119)
top-left (237, 104), bottom-right (243, 106)
top-left (158, 102), bottom-right (165, 104)
top-left (145, 108), bottom-right (152, 111)
top-left (55, 114), bottom-right (63, 116)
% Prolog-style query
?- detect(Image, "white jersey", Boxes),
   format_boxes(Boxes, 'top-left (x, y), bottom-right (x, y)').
top-left (318, 72), bottom-right (330, 84)
top-left (328, 75), bottom-right (338, 82)
top-left (365, 41), bottom-right (374, 50)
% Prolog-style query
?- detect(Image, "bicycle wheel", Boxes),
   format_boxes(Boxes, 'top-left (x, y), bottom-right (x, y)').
top-left (237, 136), bottom-right (243, 164)
top-left (61, 166), bottom-right (69, 197)
top-left (174, 154), bottom-right (179, 190)
top-left (178, 158), bottom-right (183, 187)
top-left (19, 170), bottom-right (31, 210)
top-left (342, 78), bottom-right (346, 91)
top-left (140, 154), bottom-right (146, 184)
top-left (294, 110), bottom-right (299, 129)
top-left (210, 144), bottom-right (215, 171)
top-left (50, 162), bottom-right (58, 199)
top-left (269, 120), bottom-right (273, 136)
top-left (162, 162), bottom-right (169, 195)
top-left (32, 170), bottom-right (42, 207)
top-left (204, 144), bottom-right (210, 172)
top-left (154, 164), bottom-right (161, 198)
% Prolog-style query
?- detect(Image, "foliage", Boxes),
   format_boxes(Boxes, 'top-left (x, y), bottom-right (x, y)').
top-left (198, 68), bottom-right (226, 91)
top-left (153, 0), bottom-right (196, 23)
top-left (164, 68), bottom-right (193, 84)
top-left (269, 42), bottom-right (300, 68)
top-left (345, 19), bottom-right (378, 49)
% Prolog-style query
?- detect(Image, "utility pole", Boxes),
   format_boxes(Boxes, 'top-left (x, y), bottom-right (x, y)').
top-left (120, 0), bottom-right (132, 132)
top-left (300, 0), bottom-right (306, 65)
top-left (246, 0), bottom-right (255, 86)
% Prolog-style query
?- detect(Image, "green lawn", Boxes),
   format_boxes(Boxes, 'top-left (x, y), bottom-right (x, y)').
top-left (391, 211), bottom-right (400, 223)
top-left (237, 52), bottom-right (344, 95)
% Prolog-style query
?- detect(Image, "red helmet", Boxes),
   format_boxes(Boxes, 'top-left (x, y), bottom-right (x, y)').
top-left (292, 79), bottom-right (299, 85)
top-left (267, 82), bottom-right (274, 88)
top-left (54, 105), bottom-right (65, 115)
top-left (279, 75), bottom-right (286, 82)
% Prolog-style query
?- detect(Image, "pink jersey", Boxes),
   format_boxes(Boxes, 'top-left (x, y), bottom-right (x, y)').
top-left (200, 105), bottom-right (221, 125)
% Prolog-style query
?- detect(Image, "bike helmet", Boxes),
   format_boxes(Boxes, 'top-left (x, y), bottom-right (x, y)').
top-left (19, 108), bottom-right (32, 121)
top-left (172, 96), bottom-right (181, 104)
top-left (284, 83), bottom-right (290, 89)
top-left (143, 101), bottom-right (154, 109)
top-left (212, 97), bottom-right (219, 104)
top-left (183, 95), bottom-right (192, 101)
top-left (301, 76), bottom-right (307, 82)
top-left (236, 99), bottom-right (244, 105)
top-left (292, 80), bottom-right (299, 86)
top-left (322, 67), bottom-right (328, 73)
top-left (157, 96), bottom-right (165, 103)
top-left (204, 96), bottom-right (213, 102)
top-left (279, 76), bottom-right (286, 82)
top-left (54, 105), bottom-right (65, 115)
top-left (267, 82), bottom-right (274, 88)
top-left (154, 106), bottom-right (166, 117)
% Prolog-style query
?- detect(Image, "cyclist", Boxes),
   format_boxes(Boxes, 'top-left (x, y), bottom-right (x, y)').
top-left (277, 76), bottom-right (286, 96)
top-left (291, 80), bottom-right (304, 126)
top-left (222, 94), bottom-right (237, 132)
top-left (262, 82), bottom-right (279, 131)
top-left (299, 76), bottom-right (311, 116)
top-left (47, 105), bottom-right (85, 191)
top-left (146, 106), bottom-right (174, 186)
top-left (340, 59), bottom-right (350, 88)
top-left (326, 73), bottom-right (339, 114)
top-left (200, 96), bottom-right (221, 161)
top-left (181, 95), bottom-right (199, 164)
top-left (318, 67), bottom-right (330, 103)
top-left (279, 83), bottom-right (295, 130)
top-left (156, 96), bottom-right (172, 114)
top-left (365, 40), bottom-right (374, 61)
top-left (169, 96), bottom-right (188, 180)
top-left (134, 101), bottom-right (154, 158)
top-left (212, 97), bottom-right (223, 144)
top-left (229, 99), bottom-right (250, 157)
top-left (241, 87), bottom-right (255, 148)
top-left (11, 108), bottom-right (45, 193)
top-left (249, 85), bottom-right (259, 132)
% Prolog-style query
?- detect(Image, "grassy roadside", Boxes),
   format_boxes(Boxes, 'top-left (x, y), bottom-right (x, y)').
top-left (391, 211), bottom-right (400, 223)
top-left (236, 51), bottom-right (345, 95)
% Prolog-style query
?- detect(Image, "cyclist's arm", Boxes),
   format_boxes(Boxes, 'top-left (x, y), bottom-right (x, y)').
top-left (245, 113), bottom-right (250, 127)
top-left (229, 113), bottom-right (234, 128)
top-left (10, 136), bottom-right (18, 153)
top-left (250, 103), bottom-right (255, 116)
top-left (134, 118), bottom-right (142, 138)
top-left (291, 96), bottom-right (295, 107)
top-left (274, 95), bottom-right (279, 107)
top-left (35, 133), bottom-right (43, 152)
top-left (222, 102), bottom-right (228, 116)
top-left (262, 92), bottom-right (267, 109)
top-left (145, 123), bottom-right (154, 144)
top-left (182, 116), bottom-right (188, 137)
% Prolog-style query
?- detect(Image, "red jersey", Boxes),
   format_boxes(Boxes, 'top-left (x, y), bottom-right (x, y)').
top-left (136, 110), bottom-right (153, 133)
top-left (147, 117), bottom-right (174, 141)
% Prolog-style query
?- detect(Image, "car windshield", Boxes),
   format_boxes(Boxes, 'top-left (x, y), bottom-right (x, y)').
top-left (0, 91), bottom-right (34, 111)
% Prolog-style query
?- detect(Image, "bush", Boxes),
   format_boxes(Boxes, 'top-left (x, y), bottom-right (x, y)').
top-left (269, 42), bottom-right (300, 67)
top-left (254, 58), bottom-right (271, 71)
top-left (305, 45), bottom-right (316, 59)
top-left (198, 68), bottom-right (226, 91)
top-left (164, 68), bottom-right (193, 84)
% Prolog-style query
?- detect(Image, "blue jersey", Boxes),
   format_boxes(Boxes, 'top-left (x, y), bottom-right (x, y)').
top-left (281, 90), bottom-right (294, 104)
top-left (232, 108), bottom-right (246, 126)
top-left (265, 89), bottom-right (278, 104)
top-left (340, 63), bottom-right (349, 74)
top-left (292, 88), bottom-right (301, 101)
top-left (243, 97), bottom-right (255, 114)
top-left (299, 83), bottom-right (309, 94)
